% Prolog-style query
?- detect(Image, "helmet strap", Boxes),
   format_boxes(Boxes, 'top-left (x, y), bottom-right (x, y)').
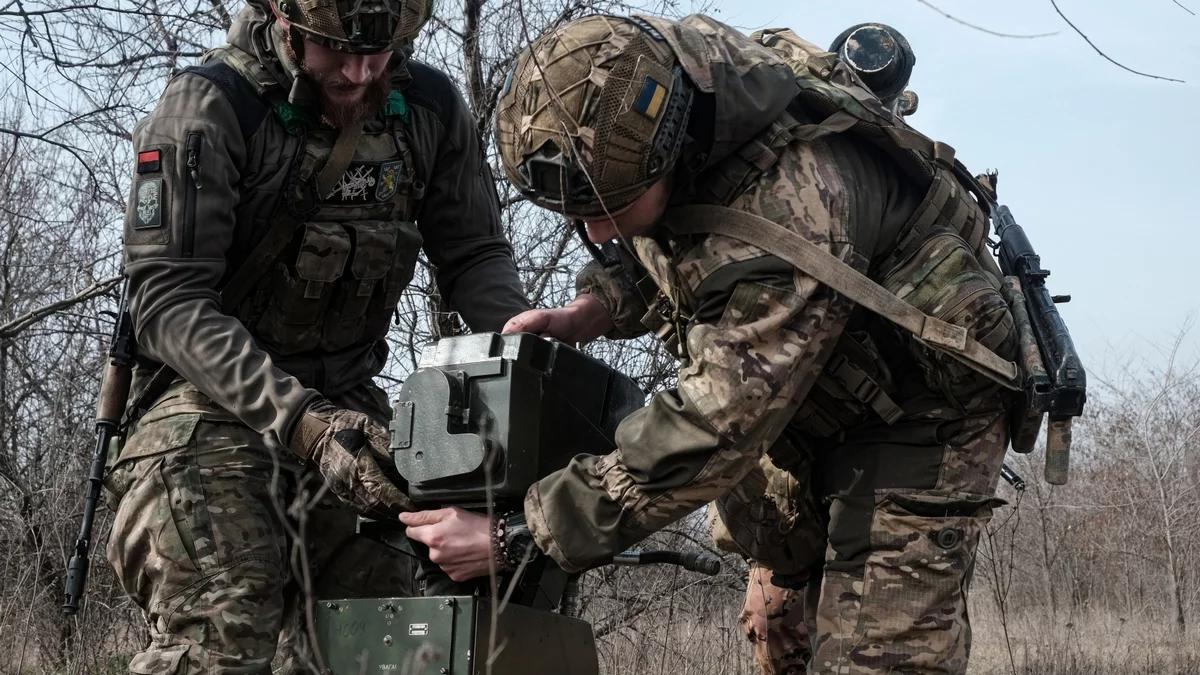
top-left (574, 219), bottom-right (609, 266)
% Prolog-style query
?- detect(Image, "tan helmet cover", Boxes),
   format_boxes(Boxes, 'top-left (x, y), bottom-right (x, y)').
top-left (274, 0), bottom-right (432, 52)
top-left (495, 15), bottom-right (692, 217)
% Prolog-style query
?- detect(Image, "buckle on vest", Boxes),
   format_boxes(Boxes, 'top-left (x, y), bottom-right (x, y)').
top-left (826, 354), bottom-right (904, 425)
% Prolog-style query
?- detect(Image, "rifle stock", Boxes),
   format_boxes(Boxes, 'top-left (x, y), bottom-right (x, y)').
top-left (954, 165), bottom-right (1087, 484)
top-left (64, 278), bottom-right (134, 614)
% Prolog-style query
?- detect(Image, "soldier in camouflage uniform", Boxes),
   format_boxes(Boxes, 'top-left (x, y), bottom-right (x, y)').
top-left (106, 0), bottom-right (530, 671)
top-left (402, 13), bottom-right (1019, 674)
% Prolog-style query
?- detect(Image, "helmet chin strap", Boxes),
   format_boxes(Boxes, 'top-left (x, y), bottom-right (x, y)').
top-left (574, 220), bottom-right (608, 266)
top-left (270, 20), bottom-right (319, 108)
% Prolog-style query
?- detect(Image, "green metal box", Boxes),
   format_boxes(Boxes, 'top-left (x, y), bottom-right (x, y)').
top-left (314, 595), bottom-right (599, 675)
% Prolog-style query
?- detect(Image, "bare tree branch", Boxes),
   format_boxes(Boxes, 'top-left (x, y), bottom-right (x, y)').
top-left (915, 0), bottom-right (1058, 38)
top-left (1049, 0), bottom-right (1186, 83)
top-left (0, 274), bottom-right (119, 342)
top-left (0, 127), bottom-right (97, 189)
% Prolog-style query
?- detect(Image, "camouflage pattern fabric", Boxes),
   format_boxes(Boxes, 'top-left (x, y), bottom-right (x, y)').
top-left (271, 0), bottom-right (431, 53)
top-left (714, 411), bottom-right (1009, 674)
top-left (708, 445), bottom-right (824, 577)
top-left (574, 244), bottom-right (656, 340)
top-left (289, 400), bottom-right (414, 517)
top-left (525, 137), bottom-right (856, 573)
top-left (109, 4), bottom-right (529, 673)
top-left (495, 15), bottom-right (684, 216)
top-left (808, 414), bottom-right (1008, 674)
top-left (505, 13), bottom-right (1015, 675)
top-left (106, 381), bottom-right (416, 674)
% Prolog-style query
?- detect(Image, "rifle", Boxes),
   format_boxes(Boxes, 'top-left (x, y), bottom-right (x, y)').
top-left (831, 23), bottom-right (1086, 485)
top-left (954, 165), bottom-right (1087, 485)
top-left (64, 277), bottom-right (135, 614)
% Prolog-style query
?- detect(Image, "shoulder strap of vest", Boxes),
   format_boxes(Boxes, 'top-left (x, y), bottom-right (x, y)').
top-left (185, 46), bottom-right (294, 312)
top-left (206, 44), bottom-right (285, 99)
top-left (739, 29), bottom-right (1002, 273)
top-left (177, 45), bottom-right (286, 143)
top-left (664, 204), bottom-right (1020, 389)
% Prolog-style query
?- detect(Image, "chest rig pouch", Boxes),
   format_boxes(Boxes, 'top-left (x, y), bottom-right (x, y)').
top-left (251, 120), bottom-right (424, 354)
top-left (210, 45), bottom-right (427, 356)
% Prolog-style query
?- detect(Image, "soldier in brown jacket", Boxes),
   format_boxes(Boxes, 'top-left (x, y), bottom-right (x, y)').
top-left (105, 0), bottom-right (530, 671)
top-left (403, 13), bottom-right (1019, 675)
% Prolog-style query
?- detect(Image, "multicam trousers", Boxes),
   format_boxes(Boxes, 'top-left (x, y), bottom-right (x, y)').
top-left (714, 411), bottom-right (1009, 674)
top-left (105, 381), bottom-right (415, 674)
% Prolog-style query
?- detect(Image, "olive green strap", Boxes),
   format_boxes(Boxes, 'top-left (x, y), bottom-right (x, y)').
top-left (221, 218), bottom-right (297, 311)
top-left (316, 121), bottom-right (364, 199)
top-left (787, 110), bottom-right (857, 142)
top-left (666, 205), bottom-right (1020, 389)
top-left (208, 45), bottom-right (280, 96)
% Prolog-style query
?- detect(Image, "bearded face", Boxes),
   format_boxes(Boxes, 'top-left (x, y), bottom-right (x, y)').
top-left (284, 35), bottom-right (393, 128)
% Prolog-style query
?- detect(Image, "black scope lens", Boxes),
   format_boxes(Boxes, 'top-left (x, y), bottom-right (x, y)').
top-left (829, 23), bottom-right (915, 105)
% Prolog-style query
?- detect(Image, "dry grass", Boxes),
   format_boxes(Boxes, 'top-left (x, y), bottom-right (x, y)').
top-left (593, 591), bottom-right (756, 675)
top-left (592, 578), bottom-right (1200, 675)
top-left (5, 565), bottom-right (1199, 674)
top-left (968, 599), bottom-right (1200, 675)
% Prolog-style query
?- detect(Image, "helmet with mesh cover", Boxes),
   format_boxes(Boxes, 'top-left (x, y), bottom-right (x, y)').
top-left (495, 15), bottom-right (693, 218)
top-left (272, 0), bottom-right (432, 53)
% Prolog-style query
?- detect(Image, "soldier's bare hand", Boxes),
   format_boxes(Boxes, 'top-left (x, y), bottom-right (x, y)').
top-left (502, 294), bottom-right (613, 343)
top-left (400, 507), bottom-right (494, 581)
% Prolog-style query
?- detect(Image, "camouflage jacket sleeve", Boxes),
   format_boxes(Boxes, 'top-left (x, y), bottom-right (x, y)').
top-left (524, 145), bottom-right (858, 572)
top-left (406, 62), bottom-right (530, 331)
top-left (574, 243), bottom-right (655, 340)
top-left (124, 73), bottom-right (320, 442)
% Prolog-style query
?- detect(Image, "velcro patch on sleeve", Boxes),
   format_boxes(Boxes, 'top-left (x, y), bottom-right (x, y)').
top-left (133, 178), bottom-right (163, 229)
top-left (137, 149), bottom-right (162, 174)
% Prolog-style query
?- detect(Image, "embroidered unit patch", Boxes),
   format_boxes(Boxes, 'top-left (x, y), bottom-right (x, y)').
top-left (331, 165), bottom-right (377, 202)
top-left (325, 162), bottom-right (405, 204)
top-left (376, 160), bottom-right (403, 201)
top-left (134, 178), bottom-right (163, 229)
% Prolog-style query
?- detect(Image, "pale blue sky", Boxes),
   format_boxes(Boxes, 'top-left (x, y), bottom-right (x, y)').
top-left (699, 0), bottom-right (1199, 376)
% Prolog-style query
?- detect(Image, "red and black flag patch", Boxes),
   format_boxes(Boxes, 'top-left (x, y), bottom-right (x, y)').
top-left (137, 149), bottom-right (162, 174)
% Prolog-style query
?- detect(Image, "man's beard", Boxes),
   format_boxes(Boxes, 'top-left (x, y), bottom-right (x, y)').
top-left (308, 70), bottom-right (390, 128)
top-left (282, 37), bottom-right (390, 128)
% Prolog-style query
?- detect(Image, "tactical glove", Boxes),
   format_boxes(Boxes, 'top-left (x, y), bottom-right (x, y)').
top-left (289, 400), bottom-right (414, 516)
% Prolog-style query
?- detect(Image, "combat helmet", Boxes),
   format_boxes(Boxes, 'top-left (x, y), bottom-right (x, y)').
top-left (272, 0), bottom-right (432, 53)
top-left (495, 15), bottom-right (693, 218)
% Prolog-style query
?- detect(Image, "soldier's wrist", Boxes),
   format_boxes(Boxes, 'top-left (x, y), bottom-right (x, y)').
top-left (288, 399), bottom-right (333, 460)
top-left (568, 293), bottom-right (615, 342)
top-left (490, 510), bottom-right (538, 573)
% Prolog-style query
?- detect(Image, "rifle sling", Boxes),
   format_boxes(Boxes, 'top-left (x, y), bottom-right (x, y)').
top-left (666, 205), bottom-right (1020, 389)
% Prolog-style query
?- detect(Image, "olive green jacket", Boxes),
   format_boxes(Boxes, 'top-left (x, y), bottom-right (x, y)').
top-left (123, 4), bottom-right (529, 446)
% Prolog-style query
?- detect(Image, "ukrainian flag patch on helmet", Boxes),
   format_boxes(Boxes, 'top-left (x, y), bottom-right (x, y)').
top-left (633, 76), bottom-right (667, 119)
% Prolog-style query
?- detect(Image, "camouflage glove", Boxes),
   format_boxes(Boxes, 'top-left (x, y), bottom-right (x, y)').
top-left (289, 400), bottom-right (414, 517)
